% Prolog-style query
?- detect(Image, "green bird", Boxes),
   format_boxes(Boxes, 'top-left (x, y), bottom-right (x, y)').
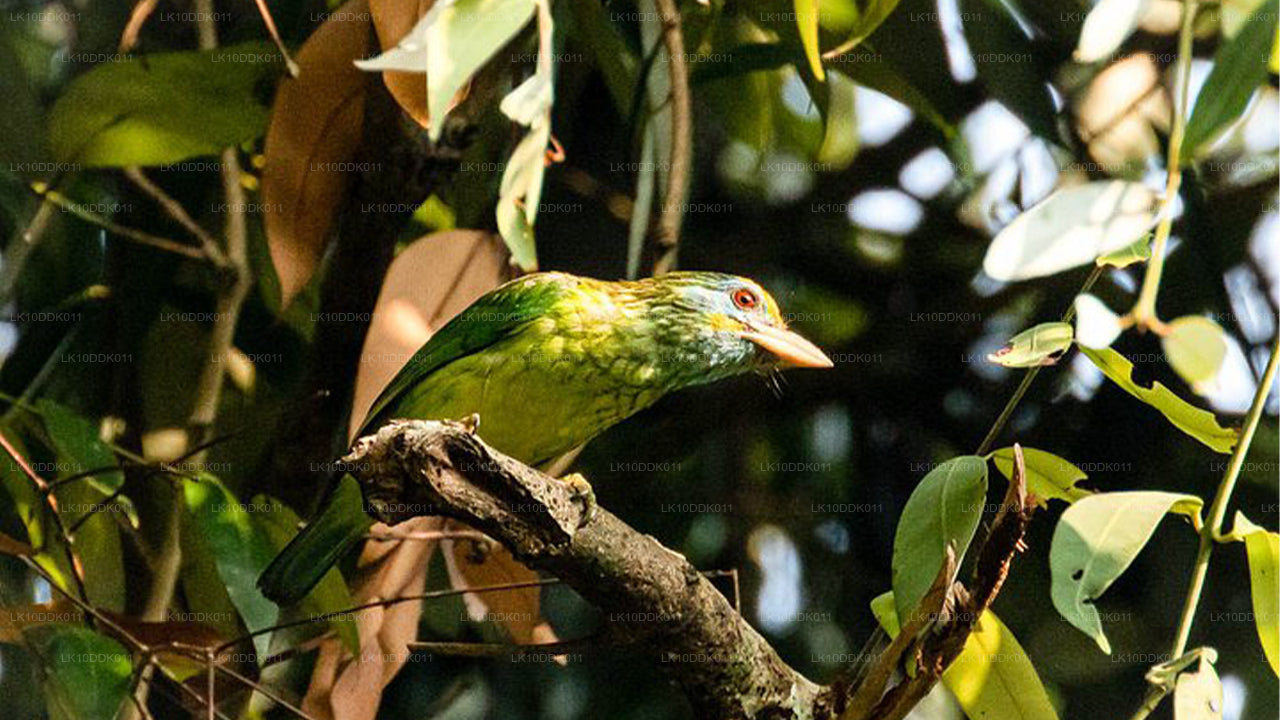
top-left (258, 271), bottom-right (831, 605)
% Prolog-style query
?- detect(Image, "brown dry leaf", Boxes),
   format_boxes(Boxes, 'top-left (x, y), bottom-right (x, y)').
top-left (305, 230), bottom-right (513, 719)
top-left (442, 519), bottom-right (558, 646)
top-left (347, 229), bottom-right (512, 437)
top-left (261, 0), bottom-right (371, 306)
top-left (305, 516), bottom-right (444, 720)
top-left (369, 0), bottom-right (435, 127)
top-left (0, 600), bottom-right (81, 644)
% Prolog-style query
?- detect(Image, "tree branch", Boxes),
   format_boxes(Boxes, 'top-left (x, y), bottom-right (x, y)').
top-left (344, 419), bottom-right (835, 720)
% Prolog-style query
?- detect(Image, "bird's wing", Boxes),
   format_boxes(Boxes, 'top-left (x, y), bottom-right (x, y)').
top-left (356, 273), bottom-right (570, 438)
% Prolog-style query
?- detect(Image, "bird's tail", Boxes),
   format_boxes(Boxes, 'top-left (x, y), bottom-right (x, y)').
top-left (258, 474), bottom-right (371, 606)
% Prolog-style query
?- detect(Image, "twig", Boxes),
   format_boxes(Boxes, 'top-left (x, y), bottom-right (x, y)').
top-left (217, 578), bottom-right (562, 656)
top-left (28, 183), bottom-right (209, 261)
top-left (1131, 0), bottom-right (1199, 330)
top-left (123, 167), bottom-right (224, 264)
top-left (249, 0), bottom-right (300, 76)
top-left (0, 431), bottom-right (89, 603)
top-left (650, 0), bottom-right (691, 276)
top-left (1129, 333), bottom-right (1280, 720)
top-left (407, 637), bottom-right (600, 657)
top-left (119, 0), bottom-right (159, 52)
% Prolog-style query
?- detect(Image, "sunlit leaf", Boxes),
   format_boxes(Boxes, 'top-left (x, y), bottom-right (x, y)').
top-left (991, 446), bottom-right (1091, 507)
top-left (817, 70), bottom-right (860, 168)
top-left (1174, 651), bottom-right (1223, 720)
top-left (47, 43), bottom-right (276, 166)
top-left (182, 474), bottom-right (279, 661)
top-left (870, 593), bottom-right (1059, 720)
top-left (988, 322), bottom-right (1074, 367)
top-left (355, 0), bottom-right (537, 141)
top-left (892, 456), bottom-right (988, 622)
top-left (1079, 346), bottom-right (1239, 453)
top-left (983, 181), bottom-right (1159, 281)
top-left (1050, 491), bottom-right (1202, 653)
top-left (1161, 316), bottom-right (1228, 395)
top-left (944, 609), bottom-right (1060, 720)
top-left (1075, 0), bottom-right (1151, 62)
top-left (795, 0), bottom-right (825, 80)
top-left (1073, 294), bottom-right (1125, 350)
top-left (27, 626), bottom-right (131, 720)
top-left (1182, 0), bottom-right (1279, 156)
top-left (1226, 512), bottom-right (1278, 674)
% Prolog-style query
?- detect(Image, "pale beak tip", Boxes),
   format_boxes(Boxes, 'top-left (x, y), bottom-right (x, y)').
top-left (740, 324), bottom-right (835, 370)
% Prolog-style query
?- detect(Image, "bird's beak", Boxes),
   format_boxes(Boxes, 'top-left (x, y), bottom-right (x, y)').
top-left (739, 320), bottom-right (834, 368)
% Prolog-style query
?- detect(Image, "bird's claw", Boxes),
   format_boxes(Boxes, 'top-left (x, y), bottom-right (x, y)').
top-left (561, 472), bottom-right (597, 527)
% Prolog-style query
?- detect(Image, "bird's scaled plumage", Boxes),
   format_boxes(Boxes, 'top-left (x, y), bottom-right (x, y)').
top-left (258, 271), bottom-right (831, 605)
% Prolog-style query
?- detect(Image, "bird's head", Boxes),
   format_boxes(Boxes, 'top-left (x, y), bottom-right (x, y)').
top-left (626, 272), bottom-right (833, 384)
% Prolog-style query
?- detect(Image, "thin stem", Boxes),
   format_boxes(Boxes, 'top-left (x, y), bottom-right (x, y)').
top-left (976, 265), bottom-right (1104, 455)
top-left (1132, 0), bottom-right (1199, 328)
top-left (123, 167), bottom-right (225, 264)
top-left (651, 0), bottom-right (691, 276)
top-left (29, 184), bottom-right (209, 261)
top-left (1130, 333), bottom-right (1279, 720)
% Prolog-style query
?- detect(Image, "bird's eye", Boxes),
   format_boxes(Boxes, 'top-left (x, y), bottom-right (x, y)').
top-left (731, 288), bottom-right (759, 310)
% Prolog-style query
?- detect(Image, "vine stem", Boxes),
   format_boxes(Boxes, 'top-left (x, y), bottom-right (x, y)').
top-left (1130, 332), bottom-right (1280, 720)
top-left (975, 265), bottom-right (1104, 456)
top-left (1132, 0), bottom-right (1199, 329)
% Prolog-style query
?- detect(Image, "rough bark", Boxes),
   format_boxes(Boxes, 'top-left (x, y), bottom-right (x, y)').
top-left (345, 419), bottom-right (837, 720)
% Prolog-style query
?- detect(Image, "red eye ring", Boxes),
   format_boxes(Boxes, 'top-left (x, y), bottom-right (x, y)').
top-left (732, 288), bottom-right (759, 310)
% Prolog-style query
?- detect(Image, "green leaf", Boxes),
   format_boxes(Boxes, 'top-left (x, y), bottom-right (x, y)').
top-left (1079, 346), bottom-right (1239, 454)
top-left (987, 322), bottom-right (1074, 368)
top-left (944, 609), bottom-right (1061, 720)
top-left (870, 593), bottom-right (1059, 720)
top-left (1096, 238), bottom-right (1151, 268)
top-left (1227, 512), bottom-right (1278, 674)
top-left (182, 474), bottom-right (279, 661)
top-left (838, 48), bottom-right (955, 138)
top-left (962, 0), bottom-right (1060, 141)
top-left (844, 0), bottom-right (905, 50)
top-left (870, 590), bottom-right (900, 635)
top-left (1182, 0), bottom-right (1279, 156)
top-left (1050, 491), bottom-right (1202, 653)
top-left (892, 456), bottom-right (988, 622)
top-left (355, 0), bottom-right (537, 141)
top-left (991, 446), bottom-right (1091, 506)
top-left (27, 626), bottom-right (131, 720)
top-left (37, 401), bottom-right (128, 611)
top-left (983, 181), bottom-right (1159, 281)
top-left (1173, 651), bottom-right (1223, 720)
top-left (47, 43), bottom-right (276, 166)
top-left (37, 400), bottom-right (135, 525)
top-left (1073, 294), bottom-right (1124, 350)
top-left (795, 0), bottom-right (826, 80)
top-left (817, 69), bottom-right (860, 168)
top-left (564, 0), bottom-right (638, 113)
top-left (1161, 316), bottom-right (1228, 395)
top-left (254, 495), bottom-right (359, 654)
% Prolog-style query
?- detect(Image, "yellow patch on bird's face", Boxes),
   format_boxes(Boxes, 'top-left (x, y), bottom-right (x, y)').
top-left (706, 312), bottom-right (744, 333)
